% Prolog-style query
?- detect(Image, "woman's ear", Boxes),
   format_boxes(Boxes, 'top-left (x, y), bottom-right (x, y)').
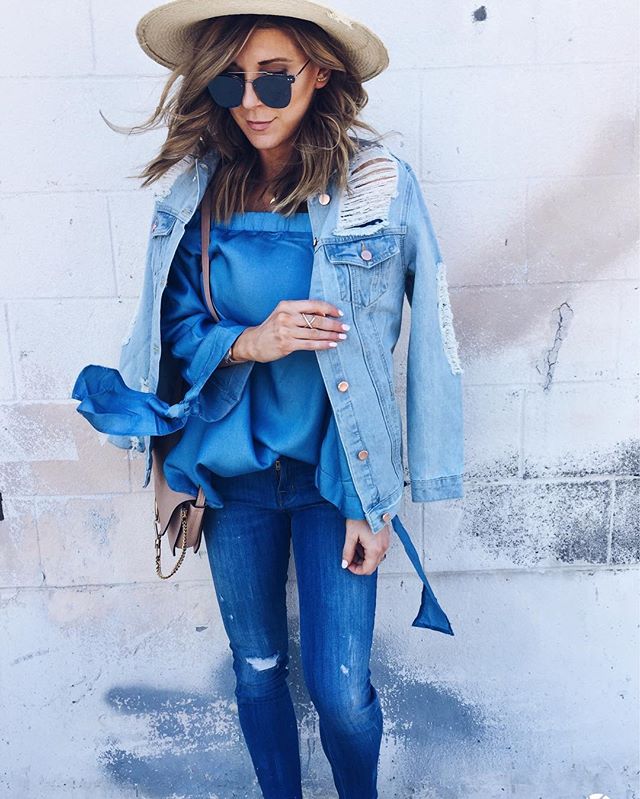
top-left (315, 69), bottom-right (331, 88)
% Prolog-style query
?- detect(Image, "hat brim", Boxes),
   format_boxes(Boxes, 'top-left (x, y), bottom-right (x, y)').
top-left (136, 0), bottom-right (389, 82)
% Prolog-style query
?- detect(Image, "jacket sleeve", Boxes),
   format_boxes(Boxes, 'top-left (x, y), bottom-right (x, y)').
top-left (401, 161), bottom-right (465, 502)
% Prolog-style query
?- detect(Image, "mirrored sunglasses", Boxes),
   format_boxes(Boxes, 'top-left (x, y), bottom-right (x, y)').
top-left (207, 59), bottom-right (311, 109)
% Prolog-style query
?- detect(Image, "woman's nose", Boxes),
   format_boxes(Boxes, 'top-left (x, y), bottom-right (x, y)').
top-left (241, 80), bottom-right (262, 109)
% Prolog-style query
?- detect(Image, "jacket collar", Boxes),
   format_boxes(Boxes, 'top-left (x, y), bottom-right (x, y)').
top-left (152, 146), bottom-right (338, 241)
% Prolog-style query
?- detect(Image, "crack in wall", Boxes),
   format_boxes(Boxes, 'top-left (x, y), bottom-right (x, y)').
top-left (537, 301), bottom-right (574, 391)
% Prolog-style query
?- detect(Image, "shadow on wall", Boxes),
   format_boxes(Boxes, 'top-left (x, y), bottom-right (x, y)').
top-left (99, 616), bottom-right (491, 798)
top-left (454, 119), bottom-right (638, 374)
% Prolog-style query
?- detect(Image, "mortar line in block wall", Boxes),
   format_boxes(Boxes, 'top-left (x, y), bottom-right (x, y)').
top-left (31, 495), bottom-right (46, 586)
top-left (3, 302), bottom-right (17, 400)
top-left (4, 473), bottom-right (636, 507)
top-left (87, 0), bottom-right (97, 73)
top-left (2, 277), bottom-right (639, 305)
top-left (606, 478), bottom-right (616, 564)
top-left (104, 193), bottom-right (119, 298)
top-left (0, 173), bottom-right (637, 201)
top-left (518, 388), bottom-right (526, 479)
top-left (3, 60), bottom-right (639, 80)
top-left (2, 563), bottom-right (637, 596)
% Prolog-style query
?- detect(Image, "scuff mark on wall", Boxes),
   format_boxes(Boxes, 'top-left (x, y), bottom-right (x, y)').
top-left (87, 508), bottom-right (118, 548)
top-left (473, 6), bottom-right (487, 22)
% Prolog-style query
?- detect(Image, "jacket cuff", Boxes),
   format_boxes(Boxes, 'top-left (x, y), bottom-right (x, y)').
top-left (411, 475), bottom-right (464, 502)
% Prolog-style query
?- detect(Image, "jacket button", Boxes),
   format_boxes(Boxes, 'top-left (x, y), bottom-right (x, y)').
top-left (357, 449), bottom-right (369, 460)
top-left (318, 193), bottom-right (331, 205)
top-left (382, 512), bottom-right (392, 523)
top-left (313, 236), bottom-right (318, 246)
top-left (337, 380), bottom-right (349, 392)
top-left (360, 248), bottom-right (373, 261)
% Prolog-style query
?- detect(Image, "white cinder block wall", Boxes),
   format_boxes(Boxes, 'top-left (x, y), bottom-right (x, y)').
top-left (1, 1), bottom-right (638, 797)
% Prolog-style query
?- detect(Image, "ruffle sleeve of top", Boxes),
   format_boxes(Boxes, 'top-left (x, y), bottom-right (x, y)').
top-left (71, 284), bottom-right (251, 442)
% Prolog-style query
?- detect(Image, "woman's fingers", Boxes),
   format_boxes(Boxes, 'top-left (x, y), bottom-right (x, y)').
top-left (278, 298), bottom-right (343, 319)
top-left (253, 299), bottom-right (349, 360)
top-left (285, 301), bottom-right (351, 345)
top-left (342, 519), bottom-right (390, 575)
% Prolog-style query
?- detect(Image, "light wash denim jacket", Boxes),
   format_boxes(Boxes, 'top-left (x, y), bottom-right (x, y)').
top-left (72, 139), bottom-right (464, 634)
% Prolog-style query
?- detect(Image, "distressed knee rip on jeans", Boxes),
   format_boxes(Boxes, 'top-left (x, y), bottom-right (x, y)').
top-left (246, 652), bottom-right (281, 671)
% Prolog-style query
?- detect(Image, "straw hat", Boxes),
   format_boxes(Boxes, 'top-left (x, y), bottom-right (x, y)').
top-left (135, 0), bottom-right (389, 82)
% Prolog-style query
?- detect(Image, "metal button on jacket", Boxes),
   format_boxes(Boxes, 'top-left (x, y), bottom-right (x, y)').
top-left (360, 248), bottom-right (373, 261)
top-left (357, 449), bottom-right (369, 460)
top-left (318, 193), bottom-right (331, 205)
top-left (337, 380), bottom-right (349, 392)
top-left (382, 512), bottom-right (392, 523)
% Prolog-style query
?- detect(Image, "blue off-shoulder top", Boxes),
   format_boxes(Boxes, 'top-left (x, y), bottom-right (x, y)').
top-left (156, 206), bottom-right (365, 519)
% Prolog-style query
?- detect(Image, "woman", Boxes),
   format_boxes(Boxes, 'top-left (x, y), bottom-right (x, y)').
top-left (72, 2), bottom-right (465, 796)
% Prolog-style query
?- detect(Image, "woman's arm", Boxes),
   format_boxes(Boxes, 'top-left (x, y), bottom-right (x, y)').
top-left (402, 161), bottom-right (465, 502)
top-left (160, 237), bottom-right (255, 387)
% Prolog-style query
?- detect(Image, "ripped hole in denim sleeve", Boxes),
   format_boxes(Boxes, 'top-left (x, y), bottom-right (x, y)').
top-left (436, 261), bottom-right (463, 375)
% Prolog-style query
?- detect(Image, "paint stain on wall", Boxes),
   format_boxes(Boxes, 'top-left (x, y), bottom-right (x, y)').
top-left (98, 618), bottom-right (496, 798)
top-left (87, 508), bottom-right (118, 548)
top-left (463, 480), bottom-right (611, 566)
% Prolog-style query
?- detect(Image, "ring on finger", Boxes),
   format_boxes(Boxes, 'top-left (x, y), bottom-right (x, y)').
top-left (302, 313), bottom-right (316, 328)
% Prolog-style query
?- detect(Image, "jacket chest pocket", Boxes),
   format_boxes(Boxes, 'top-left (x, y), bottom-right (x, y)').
top-left (149, 209), bottom-right (180, 275)
top-left (323, 234), bottom-right (400, 307)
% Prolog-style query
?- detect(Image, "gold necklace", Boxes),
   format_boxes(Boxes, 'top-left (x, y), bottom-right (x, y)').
top-left (251, 183), bottom-right (277, 211)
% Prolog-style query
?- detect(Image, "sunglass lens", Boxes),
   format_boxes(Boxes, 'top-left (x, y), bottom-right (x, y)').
top-left (207, 74), bottom-right (243, 108)
top-left (254, 75), bottom-right (291, 108)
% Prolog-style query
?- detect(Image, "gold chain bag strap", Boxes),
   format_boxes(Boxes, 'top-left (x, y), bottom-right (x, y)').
top-left (153, 180), bottom-right (220, 578)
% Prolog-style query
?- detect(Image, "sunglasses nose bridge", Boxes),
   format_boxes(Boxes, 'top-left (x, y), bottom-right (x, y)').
top-left (240, 77), bottom-right (263, 108)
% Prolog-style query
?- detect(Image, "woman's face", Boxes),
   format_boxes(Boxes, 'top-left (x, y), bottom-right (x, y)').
top-left (225, 27), bottom-right (330, 164)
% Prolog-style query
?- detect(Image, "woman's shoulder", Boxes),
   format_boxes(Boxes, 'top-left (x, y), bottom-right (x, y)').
top-left (343, 137), bottom-right (414, 205)
top-left (347, 137), bottom-right (410, 172)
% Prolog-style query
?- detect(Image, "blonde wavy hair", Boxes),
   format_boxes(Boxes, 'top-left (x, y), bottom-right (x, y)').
top-left (104, 14), bottom-right (390, 222)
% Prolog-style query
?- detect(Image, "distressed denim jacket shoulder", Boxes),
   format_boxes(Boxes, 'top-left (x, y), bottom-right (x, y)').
top-left (72, 139), bottom-right (464, 633)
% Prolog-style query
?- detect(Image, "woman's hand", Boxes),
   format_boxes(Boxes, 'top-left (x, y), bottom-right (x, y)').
top-left (232, 299), bottom-right (350, 363)
top-left (341, 518), bottom-right (391, 576)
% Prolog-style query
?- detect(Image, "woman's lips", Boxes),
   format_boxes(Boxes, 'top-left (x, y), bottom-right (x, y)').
top-left (247, 119), bottom-right (274, 131)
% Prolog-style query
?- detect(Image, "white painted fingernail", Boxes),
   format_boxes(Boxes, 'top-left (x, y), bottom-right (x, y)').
top-left (341, 559), bottom-right (348, 569)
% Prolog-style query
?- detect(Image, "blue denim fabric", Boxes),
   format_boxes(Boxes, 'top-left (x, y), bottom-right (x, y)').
top-left (70, 138), bottom-right (461, 634)
top-left (160, 206), bottom-right (366, 520)
top-left (202, 454), bottom-right (382, 799)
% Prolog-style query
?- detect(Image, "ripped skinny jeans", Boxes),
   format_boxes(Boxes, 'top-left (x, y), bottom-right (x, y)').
top-left (202, 453), bottom-right (383, 799)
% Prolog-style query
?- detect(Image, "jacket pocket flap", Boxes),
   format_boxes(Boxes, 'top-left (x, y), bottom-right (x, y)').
top-left (150, 210), bottom-right (178, 237)
top-left (323, 234), bottom-right (400, 267)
